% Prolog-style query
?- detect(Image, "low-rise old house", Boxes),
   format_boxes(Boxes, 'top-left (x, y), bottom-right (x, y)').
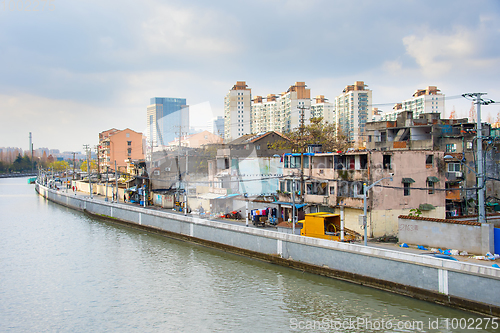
top-left (365, 111), bottom-right (496, 218)
top-left (208, 131), bottom-right (290, 196)
top-left (280, 150), bottom-right (445, 238)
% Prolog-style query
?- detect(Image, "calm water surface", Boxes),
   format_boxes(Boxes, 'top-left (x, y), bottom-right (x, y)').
top-left (0, 177), bottom-right (495, 332)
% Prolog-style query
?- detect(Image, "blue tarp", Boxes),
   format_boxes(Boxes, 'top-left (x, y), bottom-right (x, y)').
top-left (215, 193), bottom-right (240, 200)
top-left (285, 153), bottom-right (315, 156)
top-left (272, 201), bottom-right (306, 209)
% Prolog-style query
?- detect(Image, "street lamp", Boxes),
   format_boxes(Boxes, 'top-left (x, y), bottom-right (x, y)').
top-left (363, 175), bottom-right (393, 246)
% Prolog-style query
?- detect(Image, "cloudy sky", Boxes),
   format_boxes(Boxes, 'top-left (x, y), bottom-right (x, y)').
top-left (1, 0), bottom-right (500, 152)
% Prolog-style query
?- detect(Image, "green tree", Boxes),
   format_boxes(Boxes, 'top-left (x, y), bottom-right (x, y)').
top-left (49, 160), bottom-right (70, 172)
top-left (80, 160), bottom-right (97, 173)
top-left (11, 154), bottom-right (33, 171)
top-left (270, 117), bottom-right (351, 153)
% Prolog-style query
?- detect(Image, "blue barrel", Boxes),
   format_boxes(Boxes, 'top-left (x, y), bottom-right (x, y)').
top-left (495, 228), bottom-right (500, 255)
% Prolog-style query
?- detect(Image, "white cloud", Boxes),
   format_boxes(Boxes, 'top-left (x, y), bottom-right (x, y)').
top-left (403, 27), bottom-right (475, 76)
top-left (402, 23), bottom-right (500, 78)
top-left (141, 2), bottom-right (240, 56)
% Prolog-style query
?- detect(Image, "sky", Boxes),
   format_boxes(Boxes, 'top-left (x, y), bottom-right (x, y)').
top-left (1, 0), bottom-right (500, 152)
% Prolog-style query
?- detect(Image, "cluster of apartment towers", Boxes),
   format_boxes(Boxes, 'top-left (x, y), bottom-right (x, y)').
top-left (223, 81), bottom-right (444, 145)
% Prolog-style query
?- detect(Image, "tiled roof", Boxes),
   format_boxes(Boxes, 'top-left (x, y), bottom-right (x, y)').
top-left (228, 131), bottom-right (288, 145)
top-left (398, 215), bottom-right (480, 226)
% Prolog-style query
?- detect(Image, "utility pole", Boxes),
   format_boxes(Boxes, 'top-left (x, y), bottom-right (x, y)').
top-left (95, 145), bottom-right (100, 180)
top-left (83, 144), bottom-right (92, 199)
top-left (462, 93), bottom-right (495, 225)
top-left (292, 178), bottom-right (296, 234)
top-left (476, 94), bottom-right (485, 225)
top-left (176, 125), bottom-right (187, 213)
top-left (297, 105), bottom-right (308, 198)
top-left (105, 166), bottom-right (109, 202)
top-left (114, 160), bottom-right (118, 203)
top-left (72, 152), bottom-right (76, 181)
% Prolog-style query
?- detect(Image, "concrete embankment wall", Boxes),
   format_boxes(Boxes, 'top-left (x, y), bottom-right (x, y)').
top-left (36, 184), bottom-right (500, 317)
top-left (399, 216), bottom-right (495, 255)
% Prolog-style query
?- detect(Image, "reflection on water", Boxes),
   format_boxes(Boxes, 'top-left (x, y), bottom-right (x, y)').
top-left (0, 177), bottom-right (494, 332)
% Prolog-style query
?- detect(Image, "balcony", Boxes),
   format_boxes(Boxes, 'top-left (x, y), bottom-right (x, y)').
top-left (334, 169), bottom-right (368, 181)
top-left (335, 196), bottom-right (364, 209)
top-left (304, 194), bottom-right (329, 205)
top-left (446, 172), bottom-right (464, 182)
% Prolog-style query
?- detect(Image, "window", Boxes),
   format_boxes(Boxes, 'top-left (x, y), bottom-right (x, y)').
top-left (306, 182), bottom-right (327, 196)
top-left (467, 141), bottom-right (473, 149)
top-left (383, 155), bottom-right (392, 169)
top-left (290, 156), bottom-right (301, 168)
top-left (256, 144), bottom-right (260, 150)
top-left (360, 154), bottom-right (368, 169)
top-left (445, 143), bottom-right (457, 152)
top-left (427, 181), bottom-right (435, 194)
top-left (404, 183), bottom-right (410, 196)
top-left (127, 148), bottom-right (132, 156)
top-left (127, 141), bottom-right (132, 146)
top-left (448, 163), bottom-right (461, 172)
top-left (329, 186), bottom-right (335, 195)
top-left (426, 155), bottom-right (433, 167)
top-left (126, 133), bottom-right (130, 138)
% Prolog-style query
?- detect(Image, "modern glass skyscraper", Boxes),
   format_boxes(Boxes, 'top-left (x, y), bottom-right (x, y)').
top-left (147, 97), bottom-right (189, 147)
top-left (213, 116), bottom-right (224, 137)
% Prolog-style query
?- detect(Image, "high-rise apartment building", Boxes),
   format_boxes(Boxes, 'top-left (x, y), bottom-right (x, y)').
top-left (224, 81), bottom-right (251, 142)
top-left (334, 81), bottom-right (372, 145)
top-left (381, 86), bottom-right (445, 121)
top-left (279, 82), bottom-right (311, 133)
top-left (250, 82), bottom-right (312, 135)
top-left (310, 95), bottom-right (334, 124)
top-left (147, 97), bottom-right (189, 147)
top-left (251, 94), bottom-right (280, 134)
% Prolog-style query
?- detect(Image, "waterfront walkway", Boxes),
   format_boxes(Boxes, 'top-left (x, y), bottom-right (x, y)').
top-left (53, 185), bottom-right (498, 268)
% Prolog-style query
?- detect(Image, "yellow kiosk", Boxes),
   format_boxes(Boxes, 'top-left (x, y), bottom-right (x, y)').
top-left (299, 212), bottom-right (358, 242)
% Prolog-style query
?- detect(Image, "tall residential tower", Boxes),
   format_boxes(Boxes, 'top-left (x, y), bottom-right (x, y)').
top-left (224, 81), bottom-right (251, 142)
top-left (334, 81), bottom-right (372, 145)
top-left (381, 86), bottom-right (445, 121)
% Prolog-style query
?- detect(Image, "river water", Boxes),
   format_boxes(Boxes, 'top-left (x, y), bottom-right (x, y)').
top-left (0, 177), bottom-right (496, 332)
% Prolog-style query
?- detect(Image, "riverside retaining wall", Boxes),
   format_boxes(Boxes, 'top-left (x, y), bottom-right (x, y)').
top-left (36, 183), bottom-right (500, 317)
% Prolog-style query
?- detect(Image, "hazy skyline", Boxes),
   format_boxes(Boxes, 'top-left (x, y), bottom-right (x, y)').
top-left (1, 0), bottom-right (500, 152)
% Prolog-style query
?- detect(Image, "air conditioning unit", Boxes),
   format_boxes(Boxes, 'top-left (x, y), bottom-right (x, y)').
top-left (455, 171), bottom-right (463, 178)
top-left (165, 167), bottom-right (171, 171)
